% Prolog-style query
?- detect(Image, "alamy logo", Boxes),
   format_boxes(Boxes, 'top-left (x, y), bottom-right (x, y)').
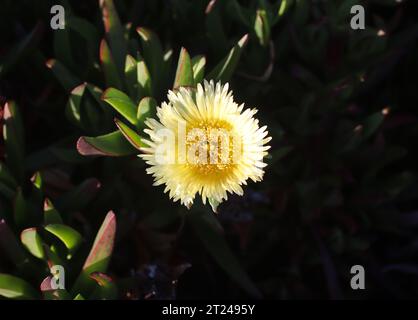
top-left (350, 5), bottom-right (365, 30)
top-left (50, 265), bottom-right (65, 290)
top-left (50, 5), bottom-right (65, 30)
top-left (350, 265), bottom-right (365, 290)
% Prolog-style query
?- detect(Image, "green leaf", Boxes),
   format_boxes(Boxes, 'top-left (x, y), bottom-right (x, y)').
top-left (254, 9), bottom-right (270, 47)
top-left (2, 101), bottom-right (24, 183)
top-left (45, 224), bottom-right (82, 259)
top-left (46, 59), bottom-right (80, 92)
top-left (207, 34), bottom-right (249, 82)
top-left (77, 131), bottom-right (137, 157)
top-left (114, 118), bottom-right (146, 150)
top-left (66, 83), bottom-right (108, 133)
top-left (100, 39), bottom-right (123, 90)
top-left (191, 55), bottom-right (206, 84)
top-left (136, 27), bottom-right (164, 91)
top-left (44, 198), bottom-right (64, 225)
top-left (74, 293), bottom-right (85, 300)
top-left (137, 54), bottom-right (152, 98)
top-left (0, 274), bottom-right (38, 299)
top-left (40, 275), bottom-right (71, 300)
top-left (72, 211), bottom-right (116, 296)
top-left (31, 171), bottom-right (42, 190)
top-left (137, 96), bottom-right (157, 122)
top-left (65, 83), bottom-right (86, 128)
top-left (124, 55), bottom-right (138, 101)
top-left (0, 23), bottom-right (41, 78)
top-left (102, 88), bottom-right (137, 125)
top-left (0, 219), bottom-right (28, 266)
top-left (174, 47), bottom-right (194, 89)
top-left (89, 272), bottom-right (117, 300)
top-left (21, 228), bottom-right (45, 260)
top-left (187, 211), bottom-right (262, 298)
top-left (99, 0), bottom-right (128, 77)
top-left (14, 188), bottom-right (32, 228)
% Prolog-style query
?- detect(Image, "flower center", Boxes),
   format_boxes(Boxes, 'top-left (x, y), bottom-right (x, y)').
top-left (185, 121), bottom-right (241, 176)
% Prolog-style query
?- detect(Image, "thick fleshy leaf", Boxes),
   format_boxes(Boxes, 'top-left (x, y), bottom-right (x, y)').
top-left (191, 55), bottom-right (206, 84)
top-left (77, 131), bottom-right (138, 157)
top-left (173, 47), bottom-right (193, 89)
top-left (205, 0), bottom-right (228, 56)
top-left (31, 171), bottom-right (42, 189)
top-left (0, 163), bottom-right (17, 189)
top-left (100, 0), bottom-right (127, 77)
top-left (187, 211), bottom-right (261, 298)
top-left (74, 293), bottom-right (85, 300)
top-left (46, 59), bottom-right (80, 92)
top-left (83, 211), bottom-right (116, 270)
top-left (40, 275), bottom-right (71, 300)
top-left (254, 9), bottom-right (270, 47)
top-left (71, 211), bottom-right (116, 296)
top-left (44, 198), bottom-right (63, 225)
top-left (0, 274), bottom-right (38, 299)
top-left (45, 224), bottom-right (82, 259)
top-left (207, 34), bottom-right (249, 82)
top-left (3, 101), bottom-right (24, 183)
top-left (66, 16), bottom-right (100, 72)
top-left (65, 83), bottom-right (86, 128)
top-left (136, 27), bottom-right (164, 90)
top-left (100, 39), bottom-right (123, 90)
top-left (137, 97), bottom-right (156, 122)
top-left (124, 55), bottom-right (138, 100)
top-left (89, 272), bottom-right (117, 300)
top-left (102, 88), bottom-right (137, 125)
top-left (0, 219), bottom-right (27, 266)
top-left (55, 178), bottom-right (101, 213)
top-left (14, 188), bottom-right (32, 228)
top-left (137, 54), bottom-right (152, 98)
top-left (0, 23), bottom-right (41, 78)
top-left (21, 228), bottom-right (45, 260)
top-left (114, 118), bottom-right (146, 150)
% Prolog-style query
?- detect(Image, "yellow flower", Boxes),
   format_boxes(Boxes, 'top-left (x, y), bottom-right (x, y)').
top-left (140, 80), bottom-right (271, 212)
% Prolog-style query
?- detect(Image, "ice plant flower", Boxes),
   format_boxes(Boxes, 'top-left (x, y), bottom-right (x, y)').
top-left (140, 80), bottom-right (271, 212)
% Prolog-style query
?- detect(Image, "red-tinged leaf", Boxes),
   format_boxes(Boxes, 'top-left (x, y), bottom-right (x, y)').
top-left (99, 0), bottom-right (127, 77)
top-left (40, 275), bottom-right (71, 300)
top-left (207, 34), bottom-right (249, 82)
top-left (83, 211), bottom-right (116, 270)
top-left (43, 198), bottom-right (63, 224)
top-left (136, 27), bottom-right (164, 91)
top-left (89, 272), bottom-right (117, 299)
top-left (3, 101), bottom-right (24, 183)
top-left (114, 118), bottom-right (146, 150)
top-left (77, 131), bottom-right (138, 157)
top-left (102, 88), bottom-right (137, 125)
top-left (173, 47), bottom-right (194, 89)
top-left (71, 211), bottom-right (116, 296)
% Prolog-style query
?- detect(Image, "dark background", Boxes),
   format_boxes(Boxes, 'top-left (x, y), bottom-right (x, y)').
top-left (1, 0), bottom-right (418, 300)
